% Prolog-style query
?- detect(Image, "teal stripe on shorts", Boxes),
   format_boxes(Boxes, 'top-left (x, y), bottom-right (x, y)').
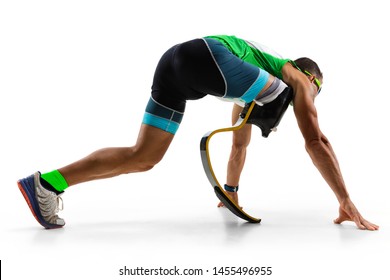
top-left (142, 98), bottom-right (183, 134)
top-left (240, 70), bottom-right (270, 103)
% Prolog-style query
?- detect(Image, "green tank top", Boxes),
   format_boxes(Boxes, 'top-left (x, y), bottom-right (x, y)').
top-left (205, 35), bottom-right (291, 80)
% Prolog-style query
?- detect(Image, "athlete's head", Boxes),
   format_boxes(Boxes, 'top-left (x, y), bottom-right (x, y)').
top-left (294, 57), bottom-right (323, 94)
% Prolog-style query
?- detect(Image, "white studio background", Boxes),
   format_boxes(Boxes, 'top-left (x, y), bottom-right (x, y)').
top-left (1, 0), bottom-right (389, 279)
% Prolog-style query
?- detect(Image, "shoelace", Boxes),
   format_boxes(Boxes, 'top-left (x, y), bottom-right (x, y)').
top-left (56, 195), bottom-right (64, 212)
top-left (47, 191), bottom-right (64, 213)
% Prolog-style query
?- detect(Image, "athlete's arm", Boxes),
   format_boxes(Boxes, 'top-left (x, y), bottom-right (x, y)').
top-left (219, 104), bottom-right (252, 208)
top-left (281, 63), bottom-right (379, 230)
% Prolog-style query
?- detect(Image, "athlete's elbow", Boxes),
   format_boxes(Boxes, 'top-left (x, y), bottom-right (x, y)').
top-left (305, 138), bottom-right (323, 153)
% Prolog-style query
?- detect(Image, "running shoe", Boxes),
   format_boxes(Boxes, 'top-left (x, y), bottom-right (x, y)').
top-left (17, 172), bottom-right (65, 229)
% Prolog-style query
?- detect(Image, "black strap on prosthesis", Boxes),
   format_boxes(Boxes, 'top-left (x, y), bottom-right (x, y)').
top-left (241, 87), bottom-right (294, 138)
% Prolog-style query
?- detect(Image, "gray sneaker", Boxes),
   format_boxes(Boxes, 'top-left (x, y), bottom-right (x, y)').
top-left (17, 172), bottom-right (65, 229)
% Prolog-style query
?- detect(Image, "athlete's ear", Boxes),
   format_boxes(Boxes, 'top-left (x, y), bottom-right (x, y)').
top-left (308, 75), bottom-right (316, 83)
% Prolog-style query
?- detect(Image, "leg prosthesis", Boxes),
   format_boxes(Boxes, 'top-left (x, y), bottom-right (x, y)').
top-left (200, 87), bottom-right (294, 223)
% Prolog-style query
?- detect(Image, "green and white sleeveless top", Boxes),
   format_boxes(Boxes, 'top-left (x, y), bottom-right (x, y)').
top-left (205, 35), bottom-right (290, 106)
top-left (205, 35), bottom-right (291, 80)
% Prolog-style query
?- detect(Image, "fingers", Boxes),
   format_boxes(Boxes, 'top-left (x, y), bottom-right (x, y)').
top-left (350, 210), bottom-right (379, 231)
top-left (217, 202), bottom-right (225, 208)
top-left (219, 191), bottom-right (240, 207)
top-left (217, 202), bottom-right (243, 209)
top-left (335, 199), bottom-right (379, 231)
top-left (353, 216), bottom-right (367, 230)
top-left (360, 218), bottom-right (380, 231)
top-left (355, 218), bottom-right (380, 231)
top-left (334, 211), bottom-right (379, 231)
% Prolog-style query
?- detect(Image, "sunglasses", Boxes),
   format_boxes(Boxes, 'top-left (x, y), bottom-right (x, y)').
top-left (304, 70), bottom-right (322, 94)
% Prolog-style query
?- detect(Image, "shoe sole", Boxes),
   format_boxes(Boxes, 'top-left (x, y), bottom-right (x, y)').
top-left (17, 175), bottom-right (64, 229)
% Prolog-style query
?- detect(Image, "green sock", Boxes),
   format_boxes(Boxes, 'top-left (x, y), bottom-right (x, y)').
top-left (41, 170), bottom-right (69, 192)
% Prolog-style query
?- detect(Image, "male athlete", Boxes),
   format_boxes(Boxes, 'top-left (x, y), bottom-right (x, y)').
top-left (17, 35), bottom-right (379, 231)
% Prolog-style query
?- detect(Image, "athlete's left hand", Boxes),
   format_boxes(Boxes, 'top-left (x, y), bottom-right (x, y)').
top-left (333, 197), bottom-right (379, 231)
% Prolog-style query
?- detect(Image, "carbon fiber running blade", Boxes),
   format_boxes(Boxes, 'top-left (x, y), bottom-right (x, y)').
top-left (200, 102), bottom-right (261, 223)
top-left (214, 186), bottom-right (261, 223)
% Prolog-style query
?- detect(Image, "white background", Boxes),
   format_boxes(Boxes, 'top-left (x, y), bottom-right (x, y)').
top-left (1, 0), bottom-right (389, 279)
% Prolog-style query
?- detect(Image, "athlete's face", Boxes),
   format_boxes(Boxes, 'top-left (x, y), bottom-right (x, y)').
top-left (304, 70), bottom-right (322, 95)
top-left (303, 71), bottom-right (322, 101)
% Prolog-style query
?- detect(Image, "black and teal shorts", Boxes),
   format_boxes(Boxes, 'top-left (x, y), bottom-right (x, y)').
top-left (142, 38), bottom-right (270, 134)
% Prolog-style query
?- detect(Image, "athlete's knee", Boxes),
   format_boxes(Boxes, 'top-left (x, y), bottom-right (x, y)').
top-left (119, 159), bottom-right (158, 174)
top-left (129, 148), bottom-right (166, 173)
top-left (137, 156), bottom-right (162, 172)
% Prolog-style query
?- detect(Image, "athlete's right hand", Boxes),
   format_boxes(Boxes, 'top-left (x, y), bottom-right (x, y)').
top-left (217, 191), bottom-right (241, 208)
